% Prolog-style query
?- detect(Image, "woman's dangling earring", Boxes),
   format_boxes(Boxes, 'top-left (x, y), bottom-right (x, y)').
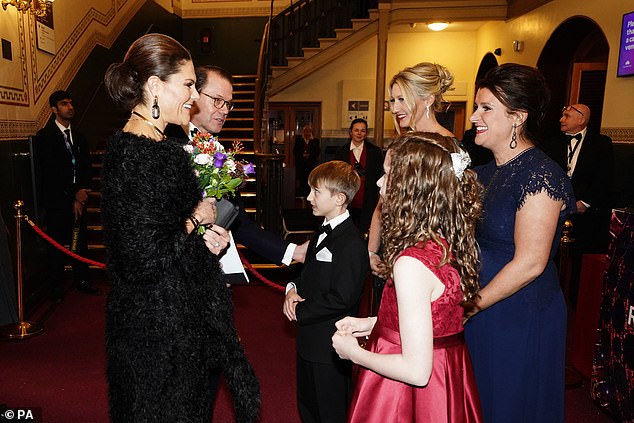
top-left (510, 123), bottom-right (517, 149)
top-left (151, 96), bottom-right (160, 119)
top-left (425, 104), bottom-right (431, 120)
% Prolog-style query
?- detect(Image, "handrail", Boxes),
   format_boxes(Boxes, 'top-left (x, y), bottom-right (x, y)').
top-left (254, 20), bottom-right (270, 154)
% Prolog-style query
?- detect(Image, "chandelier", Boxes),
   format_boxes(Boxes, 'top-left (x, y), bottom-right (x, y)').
top-left (1, 0), bottom-right (54, 17)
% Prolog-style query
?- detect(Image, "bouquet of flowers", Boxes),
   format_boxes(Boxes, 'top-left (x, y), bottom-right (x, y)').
top-left (184, 132), bottom-right (255, 200)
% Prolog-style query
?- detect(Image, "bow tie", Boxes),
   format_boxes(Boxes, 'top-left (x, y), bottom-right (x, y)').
top-left (190, 128), bottom-right (199, 137)
top-left (317, 224), bottom-right (332, 235)
top-left (566, 133), bottom-right (582, 144)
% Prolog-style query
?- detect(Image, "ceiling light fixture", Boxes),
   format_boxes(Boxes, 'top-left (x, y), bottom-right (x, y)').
top-left (427, 22), bottom-right (449, 31)
top-left (1, 0), bottom-right (53, 17)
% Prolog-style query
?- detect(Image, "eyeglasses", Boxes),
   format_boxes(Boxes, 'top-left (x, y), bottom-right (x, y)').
top-left (562, 105), bottom-right (584, 117)
top-left (200, 92), bottom-right (234, 111)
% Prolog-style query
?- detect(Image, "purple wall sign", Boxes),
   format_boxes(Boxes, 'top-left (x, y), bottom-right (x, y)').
top-left (617, 11), bottom-right (634, 77)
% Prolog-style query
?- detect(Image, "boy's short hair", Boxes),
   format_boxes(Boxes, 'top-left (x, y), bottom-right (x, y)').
top-left (49, 90), bottom-right (72, 107)
top-left (308, 160), bottom-right (360, 206)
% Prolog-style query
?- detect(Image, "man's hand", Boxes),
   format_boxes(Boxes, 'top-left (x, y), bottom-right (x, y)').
top-left (73, 189), bottom-right (90, 220)
top-left (292, 241), bottom-right (309, 263)
top-left (576, 200), bottom-right (588, 214)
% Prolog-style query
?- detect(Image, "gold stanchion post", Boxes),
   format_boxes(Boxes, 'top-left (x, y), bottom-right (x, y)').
top-left (0, 200), bottom-right (44, 340)
top-left (558, 219), bottom-right (574, 304)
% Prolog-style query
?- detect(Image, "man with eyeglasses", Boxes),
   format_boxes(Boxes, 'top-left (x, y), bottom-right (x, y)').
top-left (552, 103), bottom-right (613, 305)
top-left (166, 65), bottom-right (308, 266)
top-left (166, 64), bottom-right (308, 417)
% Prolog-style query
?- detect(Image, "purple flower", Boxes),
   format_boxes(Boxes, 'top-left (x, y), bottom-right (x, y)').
top-left (213, 152), bottom-right (226, 168)
top-left (244, 162), bottom-right (255, 175)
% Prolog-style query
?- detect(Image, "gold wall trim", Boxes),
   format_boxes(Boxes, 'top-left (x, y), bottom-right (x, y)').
top-left (0, 120), bottom-right (37, 140)
top-left (602, 128), bottom-right (634, 144)
top-left (180, 6), bottom-right (285, 18)
top-left (29, 4), bottom-right (117, 103)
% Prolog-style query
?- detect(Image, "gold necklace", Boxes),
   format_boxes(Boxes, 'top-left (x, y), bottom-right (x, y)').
top-left (131, 111), bottom-right (166, 141)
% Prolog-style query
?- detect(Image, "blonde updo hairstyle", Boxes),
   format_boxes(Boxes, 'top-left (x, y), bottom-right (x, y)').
top-left (389, 62), bottom-right (454, 134)
top-left (381, 132), bottom-right (482, 302)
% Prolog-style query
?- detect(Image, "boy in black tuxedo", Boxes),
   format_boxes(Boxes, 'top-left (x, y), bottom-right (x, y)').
top-left (283, 160), bottom-right (370, 422)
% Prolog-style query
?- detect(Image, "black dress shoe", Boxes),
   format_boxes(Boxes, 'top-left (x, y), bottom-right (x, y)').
top-left (76, 281), bottom-right (101, 296)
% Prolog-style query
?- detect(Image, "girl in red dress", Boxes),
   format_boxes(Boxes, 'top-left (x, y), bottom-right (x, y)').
top-left (332, 132), bottom-right (483, 422)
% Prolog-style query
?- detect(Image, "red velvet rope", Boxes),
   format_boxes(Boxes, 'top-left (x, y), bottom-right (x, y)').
top-left (26, 218), bottom-right (286, 292)
top-left (27, 218), bottom-right (107, 268)
top-left (238, 251), bottom-right (285, 293)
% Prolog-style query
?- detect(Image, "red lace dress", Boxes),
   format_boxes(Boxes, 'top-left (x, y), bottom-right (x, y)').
top-left (348, 241), bottom-right (482, 422)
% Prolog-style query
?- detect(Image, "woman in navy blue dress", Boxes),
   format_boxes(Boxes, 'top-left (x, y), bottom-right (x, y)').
top-left (463, 64), bottom-right (575, 422)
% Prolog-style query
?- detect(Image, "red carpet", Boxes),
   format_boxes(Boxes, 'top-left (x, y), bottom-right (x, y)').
top-left (0, 282), bottom-right (299, 422)
top-left (0, 279), bottom-right (614, 422)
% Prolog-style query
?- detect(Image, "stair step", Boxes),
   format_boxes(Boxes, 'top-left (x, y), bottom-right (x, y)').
top-left (334, 28), bottom-right (353, 40)
top-left (350, 18), bottom-right (371, 31)
top-left (286, 56), bottom-right (305, 68)
top-left (302, 47), bottom-right (321, 59)
top-left (317, 38), bottom-right (337, 49)
top-left (271, 66), bottom-right (289, 78)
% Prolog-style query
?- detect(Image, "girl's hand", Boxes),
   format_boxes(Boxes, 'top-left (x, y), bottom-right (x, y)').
top-left (335, 316), bottom-right (376, 337)
top-left (332, 331), bottom-right (362, 360)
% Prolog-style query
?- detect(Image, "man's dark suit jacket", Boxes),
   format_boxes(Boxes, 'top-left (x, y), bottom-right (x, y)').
top-left (295, 216), bottom-right (369, 364)
top-left (334, 141), bottom-right (384, 234)
top-left (164, 123), bottom-right (291, 265)
top-left (549, 131), bottom-right (613, 252)
top-left (33, 121), bottom-right (91, 211)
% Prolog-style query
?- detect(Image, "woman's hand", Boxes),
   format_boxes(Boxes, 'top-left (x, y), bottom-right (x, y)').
top-left (369, 253), bottom-right (385, 276)
top-left (193, 198), bottom-right (217, 226)
top-left (332, 331), bottom-right (361, 361)
top-left (202, 224), bottom-right (230, 255)
top-left (462, 299), bottom-right (481, 325)
top-left (335, 316), bottom-right (376, 337)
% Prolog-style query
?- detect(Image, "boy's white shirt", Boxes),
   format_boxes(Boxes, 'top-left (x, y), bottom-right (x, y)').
top-left (285, 210), bottom-right (350, 294)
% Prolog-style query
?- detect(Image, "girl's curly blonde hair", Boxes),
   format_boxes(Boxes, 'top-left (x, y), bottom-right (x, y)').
top-left (381, 132), bottom-right (483, 301)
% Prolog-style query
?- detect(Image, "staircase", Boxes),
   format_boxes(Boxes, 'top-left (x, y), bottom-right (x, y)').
top-left (264, 0), bottom-right (378, 97)
top-left (217, 75), bottom-right (258, 218)
top-left (268, 11), bottom-right (378, 96)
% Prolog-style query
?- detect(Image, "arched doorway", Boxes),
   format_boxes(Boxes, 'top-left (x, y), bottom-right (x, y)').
top-left (537, 17), bottom-right (609, 141)
top-left (476, 52), bottom-right (499, 85)
top-left (459, 52), bottom-right (498, 166)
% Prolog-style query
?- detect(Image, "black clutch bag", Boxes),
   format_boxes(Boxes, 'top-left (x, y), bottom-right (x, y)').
top-left (215, 198), bottom-right (240, 228)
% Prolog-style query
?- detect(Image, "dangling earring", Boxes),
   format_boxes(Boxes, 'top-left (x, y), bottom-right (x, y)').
top-left (510, 123), bottom-right (517, 149)
top-left (425, 105), bottom-right (431, 120)
top-left (151, 96), bottom-right (160, 119)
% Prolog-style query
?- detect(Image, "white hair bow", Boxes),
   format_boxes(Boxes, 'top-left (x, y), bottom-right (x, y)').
top-left (450, 150), bottom-right (471, 180)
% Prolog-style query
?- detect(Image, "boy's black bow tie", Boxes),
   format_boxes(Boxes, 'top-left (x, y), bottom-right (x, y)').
top-left (317, 224), bottom-right (332, 235)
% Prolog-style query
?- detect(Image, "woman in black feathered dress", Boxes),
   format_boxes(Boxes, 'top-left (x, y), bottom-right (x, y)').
top-left (102, 33), bottom-right (260, 422)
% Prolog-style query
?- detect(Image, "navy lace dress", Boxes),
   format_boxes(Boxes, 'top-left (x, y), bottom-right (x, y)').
top-left (464, 147), bottom-right (575, 423)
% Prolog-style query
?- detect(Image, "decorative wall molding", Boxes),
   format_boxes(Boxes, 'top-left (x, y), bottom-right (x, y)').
top-left (0, 120), bottom-right (37, 141)
top-left (29, 4), bottom-right (117, 103)
top-left (179, 6), bottom-right (285, 18)
top-left (602, 127), bottom-right (634, 144)
top-left (0, 0), bottom-right (143, 139)
top-left (0, 13), bottom-right (29, 107)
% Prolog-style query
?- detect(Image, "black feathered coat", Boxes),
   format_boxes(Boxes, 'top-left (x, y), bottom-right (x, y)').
top-left (102, 132), bottom-right (260, 422)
